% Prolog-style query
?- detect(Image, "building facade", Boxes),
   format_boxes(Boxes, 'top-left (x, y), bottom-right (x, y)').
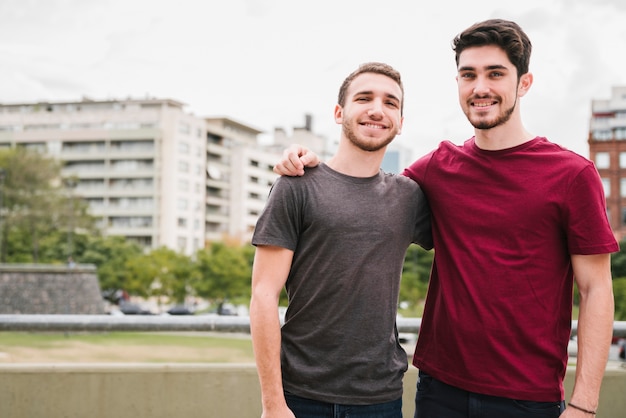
top-left (0, 98), bottom-right (282, 254)
top-left (589, 86), bottom-right (626, 241)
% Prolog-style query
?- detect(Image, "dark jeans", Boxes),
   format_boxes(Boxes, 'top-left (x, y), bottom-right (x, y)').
top-left (285, 392), bottom-right (402, 418)
top-left (414, 371), bottom-right (565, 418)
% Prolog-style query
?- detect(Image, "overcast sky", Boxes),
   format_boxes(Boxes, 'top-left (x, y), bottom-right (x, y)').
top-left (1, 0), bottom-right (625, 159)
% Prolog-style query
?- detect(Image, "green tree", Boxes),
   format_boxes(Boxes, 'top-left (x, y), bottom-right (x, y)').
top-left (125, 247), bottom-right (197, 304)
top-left (0, 148), bottom-right (95, 263)
top-left (193, 242), bottom-right (252, 307)
top-left (80, 235), bottom-right (143, 293)
top-left (399, 245), bottom-right (434, 312)
top-left (611, 240), bottom-right (626, 279)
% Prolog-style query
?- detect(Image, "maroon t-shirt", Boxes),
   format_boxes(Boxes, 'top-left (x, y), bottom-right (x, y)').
top-left (403, 137), bottom-right (618, 401)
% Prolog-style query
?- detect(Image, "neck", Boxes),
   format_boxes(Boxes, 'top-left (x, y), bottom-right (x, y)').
top-left (474, 114), bottom-right (534, 151)
top-left (326, 139), bottom-right (385, 177)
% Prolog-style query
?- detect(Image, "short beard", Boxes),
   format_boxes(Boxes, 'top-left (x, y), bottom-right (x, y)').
top-left (343, 119), bottom-right (396, 152)
top-left (467, 91), bottom-right (518, 130)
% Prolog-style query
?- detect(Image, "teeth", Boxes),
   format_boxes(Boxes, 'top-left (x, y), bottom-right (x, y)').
top-left (364, 123), bottom-right (384, 129)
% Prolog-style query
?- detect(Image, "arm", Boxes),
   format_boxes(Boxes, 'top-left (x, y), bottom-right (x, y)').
top-left (273, 144), bottom-right (320, 176)
top-left (250, 245), bottom-right (296, 418)
top-left (564, 253), bottom-right (614, 417)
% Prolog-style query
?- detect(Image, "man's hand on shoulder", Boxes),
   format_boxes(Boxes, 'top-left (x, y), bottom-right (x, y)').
top-left (273, 144), bottom-right (320, 176)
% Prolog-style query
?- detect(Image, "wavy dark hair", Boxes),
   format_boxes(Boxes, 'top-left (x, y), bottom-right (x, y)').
top-left (452, 19), bottom-right (532, 80)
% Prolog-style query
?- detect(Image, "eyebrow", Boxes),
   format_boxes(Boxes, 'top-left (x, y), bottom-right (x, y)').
top-left (458, 64), bottom-right (509, 72)
top-left (354, 90), bottom-right (401, 102)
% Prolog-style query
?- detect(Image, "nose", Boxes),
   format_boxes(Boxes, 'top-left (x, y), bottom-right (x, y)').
top-left (367, 98), bottom-right (384, 119)
top-left (473, 76), bottom-right (490, 96)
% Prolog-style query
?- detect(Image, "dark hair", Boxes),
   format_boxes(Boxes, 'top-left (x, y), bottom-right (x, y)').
top-left (337, 62), bottom-right (404, 114)
top-left (452, 19), bottom-right (532, 79)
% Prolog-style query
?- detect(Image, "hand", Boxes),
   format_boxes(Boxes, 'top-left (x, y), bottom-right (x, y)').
top-left (273, 144), bottom-right (320, 176)
top-left (261, 404), bottom-right (297, 418)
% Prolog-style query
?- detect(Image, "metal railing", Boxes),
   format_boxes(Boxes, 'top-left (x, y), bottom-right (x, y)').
top-left (1, 315), bottom-right (625, 336)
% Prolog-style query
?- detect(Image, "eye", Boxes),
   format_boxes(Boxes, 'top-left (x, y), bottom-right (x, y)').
top-left (490, 71), bottom-right (504, 78)
top-left (459, 72), bottom-right (475, 79)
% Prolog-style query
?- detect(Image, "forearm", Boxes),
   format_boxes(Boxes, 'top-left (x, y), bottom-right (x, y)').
top-left (250, 293), bottom-right (287, 411)
top-left (569, 282), bottom-right (614, 409)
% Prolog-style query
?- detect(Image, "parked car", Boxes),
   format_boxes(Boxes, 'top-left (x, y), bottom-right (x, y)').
top-left (119, 301), bottom-right (152, 315)
top-left (167, 305), bottom-right (195, 315)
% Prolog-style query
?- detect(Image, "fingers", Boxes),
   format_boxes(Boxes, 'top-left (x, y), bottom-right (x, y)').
top-left (273, 145), bottom-right (307, 176)
top-left (299, 151), bottom-right (320, 168)
top-left (272, 144), bottom-right (321, 176)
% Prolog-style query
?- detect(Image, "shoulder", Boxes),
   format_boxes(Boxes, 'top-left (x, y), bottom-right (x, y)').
top-left (530, 138), bottom-right (593, 169)
top-left (383, 171), bottom-right (419, 188)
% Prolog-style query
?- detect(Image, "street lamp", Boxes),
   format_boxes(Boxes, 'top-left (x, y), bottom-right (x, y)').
top-left (0, 168), bottom-right (6, 263)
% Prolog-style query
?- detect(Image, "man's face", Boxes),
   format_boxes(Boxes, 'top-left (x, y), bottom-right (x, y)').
top-left (335, 72), bottom-right (403, 152)
top-left (456, 45), bottom-right (525, 130)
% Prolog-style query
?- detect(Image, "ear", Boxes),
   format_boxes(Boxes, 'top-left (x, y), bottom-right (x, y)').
top-left (397, 116), bottom-right (404, 135)
top-left (334, 104), bottom-right (343, 125)
top-left (517, 72), bottom-right (533, 98)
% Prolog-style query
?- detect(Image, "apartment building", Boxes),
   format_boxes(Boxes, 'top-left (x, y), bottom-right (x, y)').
top-left (589, 86), bottom-right (626, 241)
top-left (0, 97), bottom-right (281, 254)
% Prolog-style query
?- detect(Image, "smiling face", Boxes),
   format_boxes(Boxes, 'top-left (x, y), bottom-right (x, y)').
top-left (457, 45), bottom-right (531, 131)
top-left (335, 72), bottom-right (403, 152)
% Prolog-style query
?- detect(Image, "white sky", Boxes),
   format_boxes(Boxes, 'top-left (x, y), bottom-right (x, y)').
top-left (1, 0), bottom-right (625, 158)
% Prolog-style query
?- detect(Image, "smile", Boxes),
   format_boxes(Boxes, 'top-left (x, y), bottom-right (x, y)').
top-left (472, 101), bottom-right (497, 108)
top-left (362, 123), bottom-right (386, 129)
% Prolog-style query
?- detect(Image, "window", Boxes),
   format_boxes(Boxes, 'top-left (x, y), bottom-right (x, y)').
top-left (620, 153), bottom-right (626, 168)
top-left (177, 217), bottom-right (187, 228)
top-left (178, 142), bottom-right (190, 154)
top-left (595, 152), bottom-right (610, 169)
top-left (593, 130), bottom-right (612, 141)
top-left (111, 159), bottom-right (153, 171)
top-left (621, 179), bottom-right (626, 198)
top-left (177, 237), bottom-right (187, 252)
top-left (178, 179), bottom-right (189, 192)
top-left (109, 216), bottom-right (152, 228)
top-left (178, 122), bottom-right (190, 135)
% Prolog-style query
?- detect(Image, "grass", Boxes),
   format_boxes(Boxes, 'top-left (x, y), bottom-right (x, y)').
top-left (0, 331), bottom-right (255, 364)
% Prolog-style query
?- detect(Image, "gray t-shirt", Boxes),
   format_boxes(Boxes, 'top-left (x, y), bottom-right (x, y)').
top-left (252, 163), bottom-right (432, 405)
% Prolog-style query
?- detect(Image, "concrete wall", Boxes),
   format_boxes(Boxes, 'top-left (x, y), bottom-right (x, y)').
top-left (0, 264), bottom-right (104, 314)
top-left (0, 364), bottom-right (624, 418)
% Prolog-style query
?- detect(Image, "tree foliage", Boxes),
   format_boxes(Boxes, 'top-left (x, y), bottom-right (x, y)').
top-left (80, 235), bottom-right (143, 293)
top-left (0, 148), bottom-right (95, 263)
top-left (400, 245), bottom-right (434, 311)
top-left (193, 242), bottom-right (252, 303)
top-left (125, 247), bottom-right (196, 303)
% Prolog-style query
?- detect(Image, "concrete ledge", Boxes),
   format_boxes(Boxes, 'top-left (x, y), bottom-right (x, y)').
top-left (0, 363), bottom-right (624, 418)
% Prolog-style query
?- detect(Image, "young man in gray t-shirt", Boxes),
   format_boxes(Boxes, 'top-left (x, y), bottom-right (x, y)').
top-left (250, 62), bottom-right (432, 418)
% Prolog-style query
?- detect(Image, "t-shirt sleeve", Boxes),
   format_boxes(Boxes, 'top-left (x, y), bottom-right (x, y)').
top-left (565, 163), bottom-right (619, 255)
top-left (412, 186), bottom-right (433, 250)
top-left (251, 177), bottom-right (301, 251)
